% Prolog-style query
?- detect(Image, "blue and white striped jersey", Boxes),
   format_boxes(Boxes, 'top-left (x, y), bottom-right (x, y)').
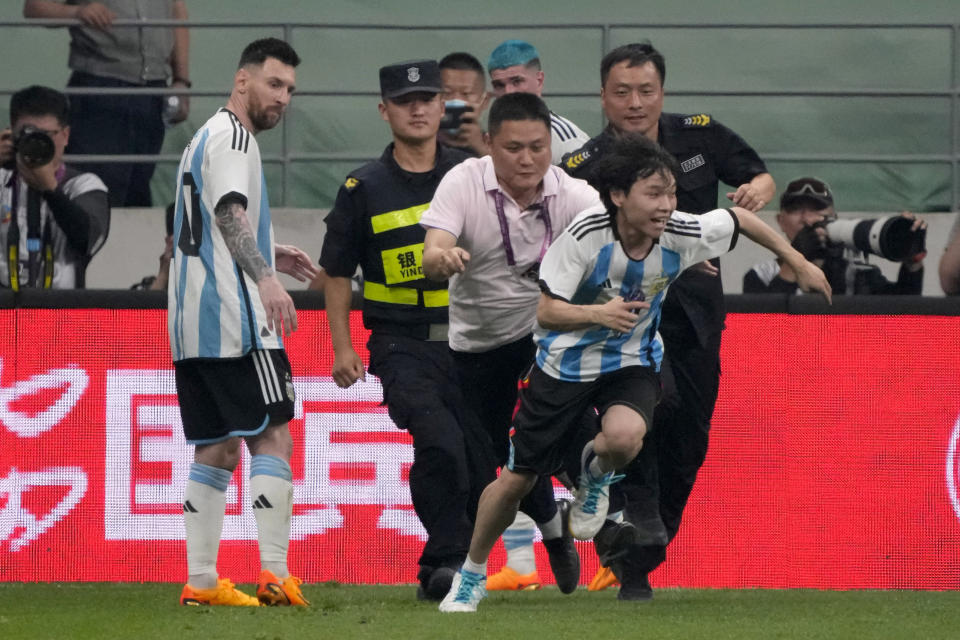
top-left (535, 205), bottom-right (738, 381)
top-left (168, 108), bottom-right (281, 361)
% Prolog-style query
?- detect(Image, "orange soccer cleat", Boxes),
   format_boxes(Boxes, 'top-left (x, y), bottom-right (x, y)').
top-left (486, 566), bottom-right (542, 591)
top-left (587, 566), bottom-right (620, 592)
top-left (180, 577), bottom-right (261, 606)
top-left (256, 569), bottom-right (310, 606)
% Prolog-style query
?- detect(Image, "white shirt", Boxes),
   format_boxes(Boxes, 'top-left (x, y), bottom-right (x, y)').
top-left (536, 206), bottom-right (739, 381)
top-left (550, 111), bottom-right (590, 165)
top-left (421, 155), bottom-right (601, 352)
top-left (168, 108), bottom-right (281, 361)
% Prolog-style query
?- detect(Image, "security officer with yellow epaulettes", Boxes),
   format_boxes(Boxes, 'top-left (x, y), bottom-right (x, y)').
top-left (318, 59), bottom-right (472, 602)
top-left (562, 42), bottom-right (775, 601)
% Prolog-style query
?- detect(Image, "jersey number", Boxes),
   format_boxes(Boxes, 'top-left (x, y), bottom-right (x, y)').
top-left (178, 172), bottom-right (203, 256)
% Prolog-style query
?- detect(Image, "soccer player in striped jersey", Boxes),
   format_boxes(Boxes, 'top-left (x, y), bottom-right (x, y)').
top-left (488, 40), bottom-right (590, 166)
top-left (484, 37), bottom-right (592, 590)
top-left (440, 134), bottom-right (830, 613)
top-left (170, 38), bottom-right (318, 607)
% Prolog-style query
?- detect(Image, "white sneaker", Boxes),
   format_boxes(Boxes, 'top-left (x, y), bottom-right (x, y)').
top-left (569, 449), bottom-right (623, 541)
top-left (438, 569), bottom-right (487, 613)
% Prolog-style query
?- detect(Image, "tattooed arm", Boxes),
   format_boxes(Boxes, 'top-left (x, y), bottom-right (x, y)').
top-left (214, 195), bottom-right (297, 334)
top-left (214, 197), bottom-right (273, 280)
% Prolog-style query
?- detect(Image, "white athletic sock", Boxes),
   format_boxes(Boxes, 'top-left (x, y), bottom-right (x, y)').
top-left (184, 463), bottom-right (232, 589)
top-left (503, 513), bottom-right (537, 574)
top-left (250, 455), bottom-right (293, 579)
top-left (607, 510), bottom-right (624, 523)
top-left (536, 509), bottom-right (562, 541)
top-left (463, 556), bottom-right (487, 576)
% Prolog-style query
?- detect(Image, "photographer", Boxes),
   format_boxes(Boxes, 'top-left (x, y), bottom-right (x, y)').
top-left (439, 52), bottom-right (490, 157)
top-left (0, 86), bottom-right (109, 289)
top-left (744, 177), bottom-right (926, 295)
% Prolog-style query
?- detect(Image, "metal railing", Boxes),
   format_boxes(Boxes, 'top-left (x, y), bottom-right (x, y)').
top-left (2, 19), bottom-right (958, 210)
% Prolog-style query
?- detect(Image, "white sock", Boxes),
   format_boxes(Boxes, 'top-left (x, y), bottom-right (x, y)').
top-left (184, 463), bottom-right (232, 589)
top-left (536, 509), bottom-right (562, 541)
top-left (503, 513), bottom-right (537, 574)
top-left (463, 556), bottom-right (487, 576)
top-left (607, 510), bottom-right (624, 523)
top-left (250, 455), bottom-right (293, 579)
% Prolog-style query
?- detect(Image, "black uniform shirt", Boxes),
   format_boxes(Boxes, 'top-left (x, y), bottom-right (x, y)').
top-left (320, 142), bottom-right (470, 329)
top-left (562, 113), bottom-right (768, 346)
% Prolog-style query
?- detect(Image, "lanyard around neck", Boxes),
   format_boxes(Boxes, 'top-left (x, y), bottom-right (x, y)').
top-left (6, 172), bottom-right (58, 290)
top-left (492, 190), bottom-right (553, 267)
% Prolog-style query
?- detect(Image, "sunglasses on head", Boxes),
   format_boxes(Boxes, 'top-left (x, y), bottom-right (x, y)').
top-left (784, 180), bottom-right (831, 199)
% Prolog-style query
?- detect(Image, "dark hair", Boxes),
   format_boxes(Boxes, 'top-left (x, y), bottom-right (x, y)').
top-left (487, 92), bottom-right (551, 137)
top-left (10, 85), bottom-right (69, 127)
top-left (600, 42), bottom-right (666, 88)
top-left (591, 134), bottom-right (679, 217)
top-left (439, 52), bottom-right (485, 76)
top-left (238, 37), bottom-right (300, 69)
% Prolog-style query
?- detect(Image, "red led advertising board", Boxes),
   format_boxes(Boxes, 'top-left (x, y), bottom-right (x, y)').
top-left (2, 309), bottom-right (959, 589)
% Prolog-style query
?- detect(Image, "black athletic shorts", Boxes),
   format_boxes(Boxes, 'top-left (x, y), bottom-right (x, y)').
top-left (508, 364), bottom-right (660, 477)
top-left (174, 349), bottom-right (295, 445)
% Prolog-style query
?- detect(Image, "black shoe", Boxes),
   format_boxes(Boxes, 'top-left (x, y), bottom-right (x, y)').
top-left (419, 566), bottom-right (457, 601)
top-left (543, 499), bottom-right (580, 594)
top-left (617, 571), bottom-right (653, 601)
top-left (593, 519), bottom-right (640, 567)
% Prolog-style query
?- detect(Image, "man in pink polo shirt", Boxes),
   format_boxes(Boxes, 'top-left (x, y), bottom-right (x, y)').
top-left (421, 92), bottom-right (601, 595)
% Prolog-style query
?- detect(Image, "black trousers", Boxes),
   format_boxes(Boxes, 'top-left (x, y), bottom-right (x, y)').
top-left (619, 307), bottom-right (722, 575)
top-left (451, 334), bottom-right (558, 525)
top-left (367, 333), bottom-right (473, 572)
top-left (66, 71), bottom-right (166, 207)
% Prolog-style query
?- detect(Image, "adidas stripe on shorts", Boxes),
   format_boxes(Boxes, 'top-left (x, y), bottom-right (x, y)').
top-left (174, 349), bottom-right (296, 445)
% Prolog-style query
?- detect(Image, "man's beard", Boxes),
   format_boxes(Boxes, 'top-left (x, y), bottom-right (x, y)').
top-left (249, 106), bottom-right (281, 132)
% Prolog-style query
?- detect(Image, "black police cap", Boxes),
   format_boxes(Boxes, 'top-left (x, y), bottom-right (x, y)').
top-left (379, 60), bottom-right (442, 99)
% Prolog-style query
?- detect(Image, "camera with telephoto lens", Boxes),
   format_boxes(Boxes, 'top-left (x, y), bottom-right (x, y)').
top-left (2, 125), bottom-right (56, 170)
top-left (439, 99), bottom-right (471, 134)
top-left (823, 215), bottom-right (926, 262)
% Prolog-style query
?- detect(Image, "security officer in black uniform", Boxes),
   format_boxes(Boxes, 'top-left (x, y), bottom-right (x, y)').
top-left (318, 59), bottom-right (473, 601)
top-left (562, 42), bottom-right (775, 600)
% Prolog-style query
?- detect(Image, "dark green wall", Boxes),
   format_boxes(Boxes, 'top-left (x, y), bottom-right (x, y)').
top-left (3, 1), bottom-right (958, 211)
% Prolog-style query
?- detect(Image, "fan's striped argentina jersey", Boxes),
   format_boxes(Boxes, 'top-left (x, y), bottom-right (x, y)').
top-left (550, 111), bottom-right (590, 165)
top-left (168, 108), bottom-right (281, 361)
top-left (535, 205), bottom-right (739, 382)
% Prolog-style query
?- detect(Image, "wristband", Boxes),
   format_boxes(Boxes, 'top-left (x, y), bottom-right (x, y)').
top-left (172, 77), bottom-right (192, 88)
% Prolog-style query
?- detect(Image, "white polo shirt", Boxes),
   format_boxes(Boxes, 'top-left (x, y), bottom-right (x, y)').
top-left (421, 155), bottom-right (600, 353)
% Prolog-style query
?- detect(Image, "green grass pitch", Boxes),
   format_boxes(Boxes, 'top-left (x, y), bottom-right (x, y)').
top-left (2, 583), bottom-right (958, 640)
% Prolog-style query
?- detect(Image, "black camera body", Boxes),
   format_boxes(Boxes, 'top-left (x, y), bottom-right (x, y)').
top-left (2, 126), bottom-right (56, 171)
top-left (439, 99), bottom-right (471, 134)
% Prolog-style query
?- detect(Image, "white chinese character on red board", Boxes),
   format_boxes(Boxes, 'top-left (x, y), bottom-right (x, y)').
top-left (0, 467), bottom-right (87, 552)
